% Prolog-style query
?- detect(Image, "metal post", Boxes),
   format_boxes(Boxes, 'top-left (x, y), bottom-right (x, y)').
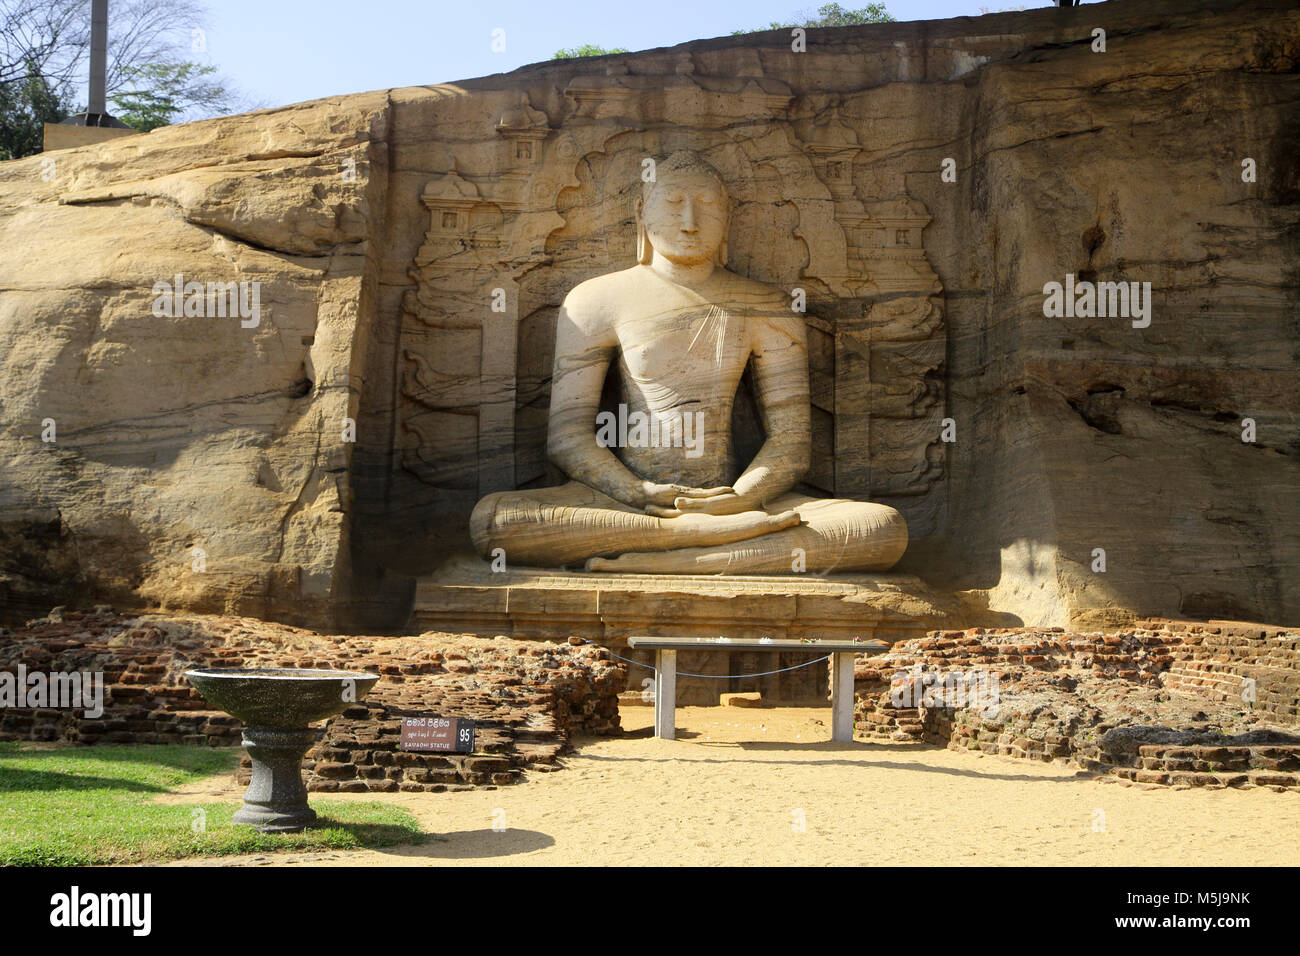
top-left (831, 651), bottom-right (855, 743)
top-left (654, 649), bottom-right (676, 739)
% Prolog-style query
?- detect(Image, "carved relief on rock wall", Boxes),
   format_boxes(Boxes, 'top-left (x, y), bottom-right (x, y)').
top-left (793, 101), bottom-right (946, 526)
top-left (397, 68), bottom-right (947, 541)
top-left (398, 93), bottom-right (566, 502)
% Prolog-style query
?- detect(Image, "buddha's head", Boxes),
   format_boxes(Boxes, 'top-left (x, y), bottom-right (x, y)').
top-left (636, 150), bottom-right (729, 268)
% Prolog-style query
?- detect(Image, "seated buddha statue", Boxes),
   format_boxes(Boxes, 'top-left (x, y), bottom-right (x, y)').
top-left (469, 150), bottom-right (908, 574)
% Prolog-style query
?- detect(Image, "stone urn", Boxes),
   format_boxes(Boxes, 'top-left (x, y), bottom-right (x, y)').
top-left (184, 667), bottom-right (380, 833)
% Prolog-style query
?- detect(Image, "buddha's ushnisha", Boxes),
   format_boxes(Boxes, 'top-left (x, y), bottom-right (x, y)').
top-left (470, 151), bottom-right (908, 573)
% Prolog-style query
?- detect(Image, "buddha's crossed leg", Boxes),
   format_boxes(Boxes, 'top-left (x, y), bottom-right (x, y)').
top-left (471, 485), bottom-right (906, 574)
top-left (585, 492), bottom-right (907, 574)
top-left (470, 481), bottom-right (801, 569)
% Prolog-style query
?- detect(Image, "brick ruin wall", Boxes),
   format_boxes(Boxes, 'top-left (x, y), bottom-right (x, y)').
top-left (854, 619), bottom-right (1300, 790)
top-left (0, 610), bottom-right (625, 792)
top-left (1, 610), bottom-right (1297, 792)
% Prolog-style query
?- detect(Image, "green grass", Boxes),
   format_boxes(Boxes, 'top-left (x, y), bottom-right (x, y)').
top-left (0, 741), bottom-right (431, 865)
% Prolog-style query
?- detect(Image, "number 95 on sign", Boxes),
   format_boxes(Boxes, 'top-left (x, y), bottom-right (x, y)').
top-left (399, 716), bottom-right (476, 753)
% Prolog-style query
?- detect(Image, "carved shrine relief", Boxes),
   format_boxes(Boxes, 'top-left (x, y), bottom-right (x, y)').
top-left (395, 75), bottom-right (947, 540)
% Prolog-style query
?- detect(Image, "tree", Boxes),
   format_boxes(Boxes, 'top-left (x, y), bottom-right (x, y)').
top-left (0, 53), bottom-right (70, 159)
top-left (733, 3), bottom-right (895, 33)
top-left (551, 44), bottom-right (629, 60)
top-left (109, 60), bottom-right (228, 131)
top-left (0, 0), bottom-right (82, 88)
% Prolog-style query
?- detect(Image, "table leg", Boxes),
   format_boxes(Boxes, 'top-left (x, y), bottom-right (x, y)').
top-left (654, 649), bottom-right (676, 740)
top-left (831, 651), bottom-right (855, 743)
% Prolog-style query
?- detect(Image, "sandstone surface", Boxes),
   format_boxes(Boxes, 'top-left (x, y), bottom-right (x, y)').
top-left (0, 0), bottom-right (1295, 630)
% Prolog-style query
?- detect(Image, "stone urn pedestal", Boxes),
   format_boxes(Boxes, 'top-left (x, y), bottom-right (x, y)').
top-left (233, 727), bottom-right (321, 832)
top-left (184, 668), bottom-right (380, 833)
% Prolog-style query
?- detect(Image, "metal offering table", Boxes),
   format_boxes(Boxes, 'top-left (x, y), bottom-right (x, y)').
top-left (624, 637), bottom-right (887, 743)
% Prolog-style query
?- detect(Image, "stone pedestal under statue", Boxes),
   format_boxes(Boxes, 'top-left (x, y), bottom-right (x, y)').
top-left (414, 555), bottom-right (953, 705)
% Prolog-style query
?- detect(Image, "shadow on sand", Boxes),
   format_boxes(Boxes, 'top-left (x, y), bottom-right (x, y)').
top-left (568, 740), bottom-right (1086, 784)
top-left (372, 828), bottom-right (555, 860)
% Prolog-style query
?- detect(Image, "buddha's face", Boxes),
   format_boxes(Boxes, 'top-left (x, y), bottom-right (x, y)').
top-left (641, 171), bottom-right (728, 266)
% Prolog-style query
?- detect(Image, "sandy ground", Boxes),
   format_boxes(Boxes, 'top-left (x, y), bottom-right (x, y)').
top-left (160, 705), bottom-right (1300, 867)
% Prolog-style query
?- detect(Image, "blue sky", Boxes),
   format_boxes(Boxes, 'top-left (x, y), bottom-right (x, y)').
top-left (193, 0), bottom-right (1053, 111)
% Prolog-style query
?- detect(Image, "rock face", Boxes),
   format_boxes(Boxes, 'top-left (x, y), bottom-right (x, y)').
top-left (1, 0), bottom-right (1297, 630)
top-left (0, 94), bottom-right (390, 627)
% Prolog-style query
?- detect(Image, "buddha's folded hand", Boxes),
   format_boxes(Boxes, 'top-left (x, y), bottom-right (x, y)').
top-left (636, 482), bottom-right (734, 514)
top-left (644, 489), bottom-right (759, 518)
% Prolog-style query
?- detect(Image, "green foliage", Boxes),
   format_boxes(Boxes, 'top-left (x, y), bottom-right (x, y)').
top-left (551, 44), bottom-right (630, 60)
top-left (0, 742), bottom-right (430, 865)
top-left (0, 58), bottom-right (71, 160)
top-left (733, 2), bottom-right (895, 34)
top-left (109, 61), bottom-right (230, 132)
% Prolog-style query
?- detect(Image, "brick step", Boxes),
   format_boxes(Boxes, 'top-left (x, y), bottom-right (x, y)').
top-left (1111, 767), bottom-right (1300, 790)
top-left (1135, 744), bottom-right (1300, 773)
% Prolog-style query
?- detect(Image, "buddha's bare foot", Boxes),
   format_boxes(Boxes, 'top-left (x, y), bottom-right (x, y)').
top-left (587, 549), bottom-right (740, 573)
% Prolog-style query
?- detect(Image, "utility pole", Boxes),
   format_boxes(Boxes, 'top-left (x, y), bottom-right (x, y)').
top-left (86, 0), bottom-right (111, 122)
top-left (44, 0), bottom-right (138, 150)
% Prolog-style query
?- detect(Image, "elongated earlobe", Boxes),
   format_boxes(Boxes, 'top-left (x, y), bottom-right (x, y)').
top-left (637, 222), bottom-right (651, 264)
top-left (636, 198), bottom-right (652, 264)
